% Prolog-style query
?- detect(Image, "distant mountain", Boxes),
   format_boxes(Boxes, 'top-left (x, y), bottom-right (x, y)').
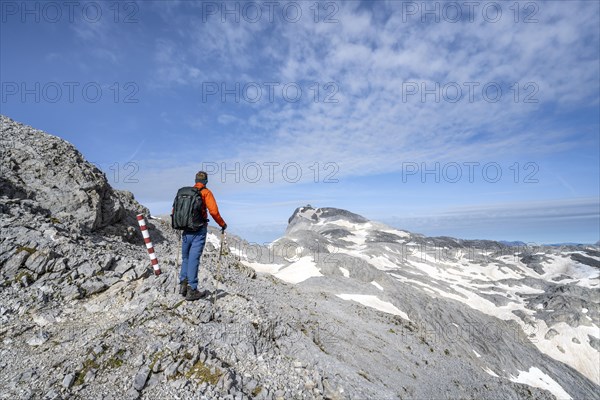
top-left (543, 242), bottom-right (598, 247)
top-left (499, 240), bottom-right (528, 247)
top-left (232, 204), bottom-right (600, 399)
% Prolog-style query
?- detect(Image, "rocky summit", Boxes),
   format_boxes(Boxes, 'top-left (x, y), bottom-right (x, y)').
top-left (1, 115), bottom-right (599, 400)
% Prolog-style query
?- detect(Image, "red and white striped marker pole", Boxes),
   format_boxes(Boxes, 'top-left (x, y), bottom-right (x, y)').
top-left (136, 214), bottom-right (161, 276)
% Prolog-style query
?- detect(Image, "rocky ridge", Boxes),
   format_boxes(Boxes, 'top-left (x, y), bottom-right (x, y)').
top-left (0, 116), bottom-right (334, 400)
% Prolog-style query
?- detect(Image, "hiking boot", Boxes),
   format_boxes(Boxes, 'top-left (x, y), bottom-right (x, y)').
top-left (185, 288), bottom-right (206, 301)
top-left (179, 280), bottom-right (188, 297)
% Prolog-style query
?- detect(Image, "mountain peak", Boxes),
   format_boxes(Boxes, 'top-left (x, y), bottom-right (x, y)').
top-left (287, 205), bottom-right (369, 227)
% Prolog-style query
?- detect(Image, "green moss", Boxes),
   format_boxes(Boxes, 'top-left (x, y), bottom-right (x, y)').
top-left (444, 349), bottom-right (450, 356)
top-left (149, 351), bottom-right (164, 371)
top-left (388, 328), bottom-right (396, 334)
top-left (14, 271), bottom-right (33, 285)
top-left (106, 357), bottom-right (123, 369)
top-left (84, 358), bottom-right (100, 370)
top-left (313, 339), bottom-right (327, 354)
top-left (358, 370), bottom-right (372, 382)
top-left (105, 349), bottom-right (126, 369)
top-left (172, 300), bottom-right (186, 309)
top-left (251, 385), bottom-right (263, 397)
top-left (185, 361), bottom-right (222, 385)
top-left (50, 217), bottom-right (61, 224)
top-left (74, 358), bottom-right (99, 386)
top-left (73, 372), bottom-right (84, 387)
top-left (16, 246), bottom-right (36, 255)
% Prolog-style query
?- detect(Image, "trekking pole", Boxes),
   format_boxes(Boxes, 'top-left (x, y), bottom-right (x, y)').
top-left (175, 231), bottom-right (182, 294)
top-left (211, 231), bottom-right (226, 317)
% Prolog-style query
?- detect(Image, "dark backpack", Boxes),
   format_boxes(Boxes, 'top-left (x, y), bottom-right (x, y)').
top-left (171, 187), bottom-right (206, 231)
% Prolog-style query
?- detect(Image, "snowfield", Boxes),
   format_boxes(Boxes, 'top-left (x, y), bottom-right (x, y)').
top-left (510, 366), bottom-right (573, 400)
top-left (234, 205), bottom-right (600, 389)
top-left (274, 256), bottom-right (323, 284)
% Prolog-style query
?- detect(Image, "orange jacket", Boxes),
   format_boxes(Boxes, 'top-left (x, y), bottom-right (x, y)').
top-left (194, 182), bottom-right (226, 228)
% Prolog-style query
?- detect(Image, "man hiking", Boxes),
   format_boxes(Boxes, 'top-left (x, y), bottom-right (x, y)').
top-left (172, 171), bottom-right (227, 301)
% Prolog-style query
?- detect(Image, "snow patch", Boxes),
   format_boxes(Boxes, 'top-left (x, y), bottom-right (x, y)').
top-left (283, 246), bottom-right (304, 262)
top-left (365, 255), bottom-right (400, 271)
top-left (339, 267), bottom-right (350, 278)
top-left (336, 294), bottom-right (410, 320)
top-left (527, 320), bottom-right (599, 385)
top-left (473, 349), bottom-right (481, 358)
top-left (538, 254), bottom-right (599, 288)
top-left (379, 228), bottom-right (410, 238)
top-left (371, 281), bottom-right (384, 291)
top-left (275, 256), bottom-right (322, 284)
top-left (207, 233), bottom-right (220, 249)
top-left (509, 367), bottom-right (572, 400)
top-left (242, 261), bottom-right (284, 274)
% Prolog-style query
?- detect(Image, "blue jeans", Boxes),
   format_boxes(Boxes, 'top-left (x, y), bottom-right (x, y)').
top-left (179, 226), bottom-right (207, 290)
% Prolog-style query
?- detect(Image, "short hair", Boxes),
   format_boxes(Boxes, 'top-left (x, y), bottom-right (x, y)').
top-left (195, 171), bottom-right (208, 183)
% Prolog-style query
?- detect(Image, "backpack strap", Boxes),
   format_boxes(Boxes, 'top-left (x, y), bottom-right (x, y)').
top-left (197, 186), bottom-right (208, 223)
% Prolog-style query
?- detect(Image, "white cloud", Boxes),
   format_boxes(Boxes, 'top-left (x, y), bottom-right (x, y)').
top-left (217, 114), bottom-right (241, 125)
top-left (131, 1), bottom-right (599, 241)
top-left (149, 1), bottom-right (599, 179)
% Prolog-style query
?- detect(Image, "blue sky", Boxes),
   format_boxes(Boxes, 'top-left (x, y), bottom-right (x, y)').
top-left (1, 0), bottom-right (599, 244)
